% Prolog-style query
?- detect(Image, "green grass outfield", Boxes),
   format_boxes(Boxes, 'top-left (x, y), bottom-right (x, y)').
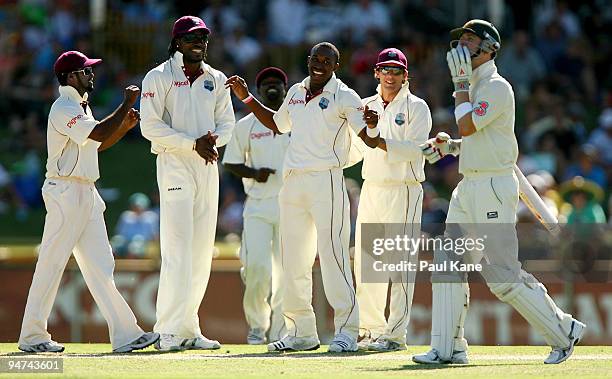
top-left (1, 344), bottom-right (611, 378)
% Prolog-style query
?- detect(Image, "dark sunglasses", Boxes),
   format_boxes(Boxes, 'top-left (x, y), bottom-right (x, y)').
top-left (376, 66), bottom-right (404, 76)
top-left (72, 67), bottom-right (93, 76)
top-left (181, 33), bottom-right (208, 44)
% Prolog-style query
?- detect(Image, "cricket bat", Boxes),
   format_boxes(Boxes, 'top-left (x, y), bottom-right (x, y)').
top-left (513, 165), bottom-right (561, 236)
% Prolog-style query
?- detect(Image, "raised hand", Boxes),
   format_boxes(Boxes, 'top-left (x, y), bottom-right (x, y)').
top-left (122, 108), bottom-right (140, 130)
top-left (225, 75), bottom-right (250, 101)
top-left (123, 85), bottom-right (141, 106)
top-left (363, 105), bottom-right (379, 128)
top-left (446, 45), bottom-right (472, 93)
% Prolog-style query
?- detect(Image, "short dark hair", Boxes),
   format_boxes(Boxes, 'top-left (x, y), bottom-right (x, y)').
top-left (311, 42), bottom-right (340, 63)
top-left (56, 72), bottom-right (68, 85)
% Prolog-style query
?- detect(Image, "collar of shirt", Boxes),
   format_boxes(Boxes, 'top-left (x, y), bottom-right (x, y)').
top-left (58, 85), bottom-right (89, 103)
top-left (375, 81), bottom-right (411, 109)
top-left (171, 51), bottom-right (209, 77)
top-left (299, 73), bottom-right (339, 96)
top-left (470, 60), bottom-right (497, 86)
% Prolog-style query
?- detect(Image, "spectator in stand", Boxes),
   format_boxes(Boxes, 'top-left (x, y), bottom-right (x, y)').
top-left (497, 30), bottom-right (545, 101)
top-left (224, 22), bottom-right (262, 70)
top-left (587, 108), bottom-right (612, 167)
top-left (343, 0), bottom-right (391, 44)
top-left (563, 144), bottom-right (608, 189)
top-left (200, 0), bottom-right (243, 35)
top-left (559, 177), bottom-right (606, 224)
top-left (111, 192), bottom-right (159, 258)
top-left (267, 0), bottom-right (307, 45)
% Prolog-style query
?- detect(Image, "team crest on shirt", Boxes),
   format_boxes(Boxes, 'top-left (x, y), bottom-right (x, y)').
top-left (319, 97), bottom-right (329, 109)
top-left (203, 80), bottom-right (214, 91)
top-left (473, 101), bottom-right (489, 116)
top-left (395, 113), bottom-right (406, 125)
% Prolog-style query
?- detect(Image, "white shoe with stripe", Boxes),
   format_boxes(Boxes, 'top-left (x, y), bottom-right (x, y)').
top-left (18, 340), bottom-right (65, 353)
top-left (113, 332), bottom-right (160, 353)
top-left (328, 333), bottom-right (358, 353)
top-left (267, 335), bottom-right (320, 352)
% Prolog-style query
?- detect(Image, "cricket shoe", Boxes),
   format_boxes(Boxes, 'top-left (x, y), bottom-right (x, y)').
top-left (268, 335), bottom-right (320, 352)
top-left (18, 340), bottom-right (64, 353)
top-left (247, 328), bottom-right (266, 345)
top-left (181, 335), bottom-right (221, 350)
top-left (357, 331), bottom-right (374, 351)
top-left (328, 333), bottom-right (358, 353)
top-left (544, 319), bottom-right (586, 364)
top-left (367, 337), bottom-right (407, 352)
top-left (113, 332), bottom-right (160, 353)
top-left (154, 334), bottom-right (185, 352)
top-left (412, 348), bottom-right (469, 364)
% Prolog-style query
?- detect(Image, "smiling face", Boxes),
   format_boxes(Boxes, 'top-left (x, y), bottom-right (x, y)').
top-left (257, 76), bottom-right (286, 109)
top-left (307, 45), bottom-right (339, 90)
top-left (374, 65), bottom-right (407, 96)
top-left (177, 30), bottom-right (209, 63)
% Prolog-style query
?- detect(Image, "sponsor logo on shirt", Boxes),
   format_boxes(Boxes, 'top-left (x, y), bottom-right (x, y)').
top-left (174, 80), bottom-right (189, 87)
top-left (203, 80), bottom-right (214, 91)
top-left (395, 113), bottom-right (406, 125)
top-left (66, 114), bottom-right (83, 128)
top-left (473, 101), bottom-right (489, 116)
top-left (289, 98), bottom-right (305, 106)
top-left (167, 187), bottom-right (182, 191)
top-left (319, 97), bottom-right (329, 109)
top-left (250, 131), bottom-right (273, 140)
top-left (487, 211), bottom-right (498, 219)
top-left (142, 92), bottom-right (155, 99)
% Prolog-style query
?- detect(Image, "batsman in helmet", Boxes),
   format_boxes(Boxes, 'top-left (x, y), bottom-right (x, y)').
top-left (413, 19), bottom-right (586, 365)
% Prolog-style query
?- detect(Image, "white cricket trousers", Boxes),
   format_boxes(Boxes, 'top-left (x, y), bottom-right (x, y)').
top-left (19, 178), bottom-right (143, 349)
top-left (241, 196), bottom-right (284, 340)
top-left (279, 168), bottom-right (359, 339)
top-left (355, 181), bottom-right (423, 343)
top-left (154, 153), bottom-right (218, 338)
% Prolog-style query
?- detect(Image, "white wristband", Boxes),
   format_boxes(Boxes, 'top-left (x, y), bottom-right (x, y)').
top-left (242, 93), bottom-right (254, 104)
top-left (366, 126), bottom-right (379, 138)
top-left (454, 102), bottom-right (472, 123)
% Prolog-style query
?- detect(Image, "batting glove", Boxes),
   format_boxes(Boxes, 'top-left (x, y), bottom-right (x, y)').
top-left (446, 46), bottom-right (472, 93)
top-left (419, 132), bottom-right (461, 164)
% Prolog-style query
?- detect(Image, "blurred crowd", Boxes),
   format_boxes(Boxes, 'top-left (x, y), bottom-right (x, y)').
top-left (0, 0), bottom-right (611, 256)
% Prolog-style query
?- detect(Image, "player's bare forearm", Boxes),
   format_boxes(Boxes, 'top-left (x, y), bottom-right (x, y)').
top-left (99, 108), bottom-right (140, 151)
top-left (224, 163), bottom-right (259, 179)
top-left (455, 91), bottom-right (477, 137)
top-left (90, 86), bottom-right (140, 142)
top-left (246, 99), bottom-right (281, 134)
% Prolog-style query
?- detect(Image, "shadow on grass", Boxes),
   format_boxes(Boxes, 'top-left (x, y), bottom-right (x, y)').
top-left (359, 362), bottom-right (540, 372)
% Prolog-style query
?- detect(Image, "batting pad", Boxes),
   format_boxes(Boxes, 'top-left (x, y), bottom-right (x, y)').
top-left (489, 272), bottom-right (573, 348)
top-left (430, 281), bottom-right (470, 360)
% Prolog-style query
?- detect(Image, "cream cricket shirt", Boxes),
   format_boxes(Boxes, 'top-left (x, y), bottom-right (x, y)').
top-left (459, 60), bottom-right (518, 175)
top-left (46, 86), bottom-right (101, 182)
top-left (359, 83), bottom-right (432, 184)
top-left (140, 52), bottom-right (235, 154)
top-left (223, 113), bottom-right (289, 199)
top-left (273, 74), bottom-right (369, 172)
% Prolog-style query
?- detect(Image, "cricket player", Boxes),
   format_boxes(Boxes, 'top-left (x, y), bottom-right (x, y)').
top-left (412, 20), bottom-right (585, 365)
top-left (226, 42), bottom-right (381, 352)
top-left (140, 16), bottom-right (235, 351)
top-left (18, 51), bottom-right (159, 353)
top-left (351, 48), bottom-right (432, 352)
top-left (223, 67), bottom-right (290, 344)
